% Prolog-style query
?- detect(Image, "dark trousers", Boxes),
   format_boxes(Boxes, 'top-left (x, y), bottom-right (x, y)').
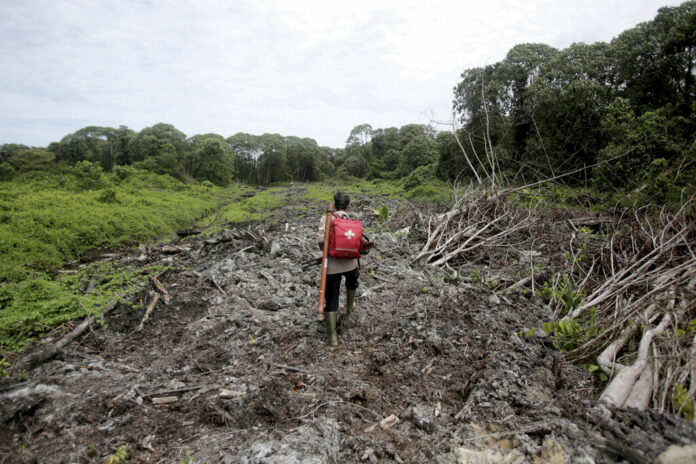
top-left (324, 268), bottom-right (359, 312)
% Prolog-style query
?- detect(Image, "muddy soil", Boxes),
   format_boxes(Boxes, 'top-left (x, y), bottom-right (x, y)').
top-left (2, 185), bottom-right (695, 463)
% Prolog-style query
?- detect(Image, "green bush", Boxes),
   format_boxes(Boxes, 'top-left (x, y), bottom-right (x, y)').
top-left (113, 165), bottom-right (136, 180)
top-left (405, 182), bottom-right (453, 204)
top-left (402, 163), bottom-right (437, 191)
top-left (0, 162), bottom-right (15, 181)
top-left (98, 189), bottom-right (118, 203)
top-left (72, 160), bottom-right (105, 190)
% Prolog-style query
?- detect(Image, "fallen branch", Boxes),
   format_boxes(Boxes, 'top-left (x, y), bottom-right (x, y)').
top-left (568, 216), bottom-right (615, 228)
top-left (504, 275), bottom-right (532, 293)
top-left (152, 396), bottom-right (178, 405)
top-left (13, 298), bottom-right (120, 372)
top-left (211, 275), bottom-right (227, 296)
top-left (136, 293), bottom-right (160, 332)
top-left (371, 274), bottom-right (396, 284)
top-left (142, 385), bottom-right (205, 398)
top-left (149, 275), bottom-right (171, 304)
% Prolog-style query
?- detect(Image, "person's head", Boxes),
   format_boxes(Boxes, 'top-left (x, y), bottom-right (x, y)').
top-left (334, 192), bottom-right (350, 211)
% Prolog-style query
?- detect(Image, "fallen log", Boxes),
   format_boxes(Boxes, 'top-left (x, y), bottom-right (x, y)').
top-left (624, 362), bottom-right (655, 410)
top-left (504, 275), bottom-right (532, 293)
top-left (568, 216), bottom-right (615, 228)
top-left (13, 298), bottom-right (120, 372)
top-left (160, 244), bottom-right (192, 254)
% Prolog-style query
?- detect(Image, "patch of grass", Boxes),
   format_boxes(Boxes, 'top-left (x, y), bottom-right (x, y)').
top-left (508, 184), bottom-right (610, 212)
top-left (303, 179), bottom-right (453, 205)
top-left (305, 179), bottom-right (407, 201)
top-left (202, 187), bottom-right (287, 233)
top-left (302, 184), bottom-right (334, 202)
top-left (341, 179), bottom-right (406, 199)
top-left (405, 182), bottom-right (454, 204)
top-left (0, 168), bottom-right (252, 352)
top-left (0, 262), bottom-right (169, 352)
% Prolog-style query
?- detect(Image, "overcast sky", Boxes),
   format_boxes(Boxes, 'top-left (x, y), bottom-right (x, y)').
top-left (0, 0), bottom-right (685, 148)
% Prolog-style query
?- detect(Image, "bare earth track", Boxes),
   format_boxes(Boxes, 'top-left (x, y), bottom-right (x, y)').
top-left (2, 185), bottom-right (695, 463)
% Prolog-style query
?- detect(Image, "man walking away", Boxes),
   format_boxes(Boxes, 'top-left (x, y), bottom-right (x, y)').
top-left (317, 192), bottom-right (361, 346)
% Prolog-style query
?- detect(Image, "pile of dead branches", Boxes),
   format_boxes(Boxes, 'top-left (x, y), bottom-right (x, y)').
top-left (413, 185), bottom-right (534, 270)
top-left (563, 199), bottom-right (696, 416)
top-left (418, 183), bottom-right (696, 418)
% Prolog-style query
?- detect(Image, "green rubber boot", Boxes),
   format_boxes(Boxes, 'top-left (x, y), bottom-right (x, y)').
top-left (346, 289), bottom-right (356, 315)
top-left (325, 312), bottom-right (338, 347)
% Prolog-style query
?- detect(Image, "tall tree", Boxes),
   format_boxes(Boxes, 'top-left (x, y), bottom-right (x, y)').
top-left (227, 133), bottom-right (262, 183)
top-left (191, 138), bottom-right (234, 186)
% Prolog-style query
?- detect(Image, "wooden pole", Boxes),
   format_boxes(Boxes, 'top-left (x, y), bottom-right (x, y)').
top-left (317, 204), bottom-right (334, 320)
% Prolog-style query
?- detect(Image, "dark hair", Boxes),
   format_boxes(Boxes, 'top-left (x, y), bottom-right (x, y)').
top-left (334, 192), bottom-right (350, 210)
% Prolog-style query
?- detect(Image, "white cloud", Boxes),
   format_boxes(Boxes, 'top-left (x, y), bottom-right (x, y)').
top-left (0, 0), bottom-right (686, 147)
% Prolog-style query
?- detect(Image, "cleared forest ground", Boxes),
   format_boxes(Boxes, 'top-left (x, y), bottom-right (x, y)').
top-left (1, 184), bottom-right (695, 463)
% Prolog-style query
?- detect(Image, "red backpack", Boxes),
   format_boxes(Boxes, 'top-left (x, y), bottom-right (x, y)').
top-left (329, 214), bottom-right (363, 259)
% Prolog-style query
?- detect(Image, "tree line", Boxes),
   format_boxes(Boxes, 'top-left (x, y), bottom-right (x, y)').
top-left (0, 126), bottom-right (337, 187)
top-left (1, 1), bottom-right (694, 203)
top-left (0, 121), bottom-right (443, 189)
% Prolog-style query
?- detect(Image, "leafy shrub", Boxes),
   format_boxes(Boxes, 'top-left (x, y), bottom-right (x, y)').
top-left (332, 167), bottom-right (357, 182)
top-left (0, 162), bottom-right (15, 181)
top-left (72, 160), bottom-right (104, 190)
top-left (538, 274), bottom-right (584, 313)
top-left (134, 153), bottom-right (187, 181)
top-left (8, 148), bottom-right (56, 173)
top-left (106, 445), bottom-right (130, 464)
top-left (542, 309), bottom-right (597, 353)
top-left (113, 165), bottom-right (136, 180)
top-left (402, 163), bottom-right (437, 191)
top-left (98, 189), bottom-right (118, 203)
top-left (376, 205), bottom-right (389, 222)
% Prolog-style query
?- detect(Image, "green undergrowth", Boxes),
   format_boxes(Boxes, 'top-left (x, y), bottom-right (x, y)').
top-left (0, 262), bottom-right (169, 353)
top-left (0, 167), bottom-right (252, 353)
top-left (302, 179), bottom-right (454, 205)
top-left (0, 168), bottom-right (249, 283)
top-left (201, 187), bottom-right (288, 233)
top-left (507, 184), bottom-right (609, 212)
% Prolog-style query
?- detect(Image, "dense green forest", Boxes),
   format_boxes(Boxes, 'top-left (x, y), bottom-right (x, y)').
top-left (443, 1), bottom-right (696, 203)
top-left (2, 2), bottom-right (694, 204)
